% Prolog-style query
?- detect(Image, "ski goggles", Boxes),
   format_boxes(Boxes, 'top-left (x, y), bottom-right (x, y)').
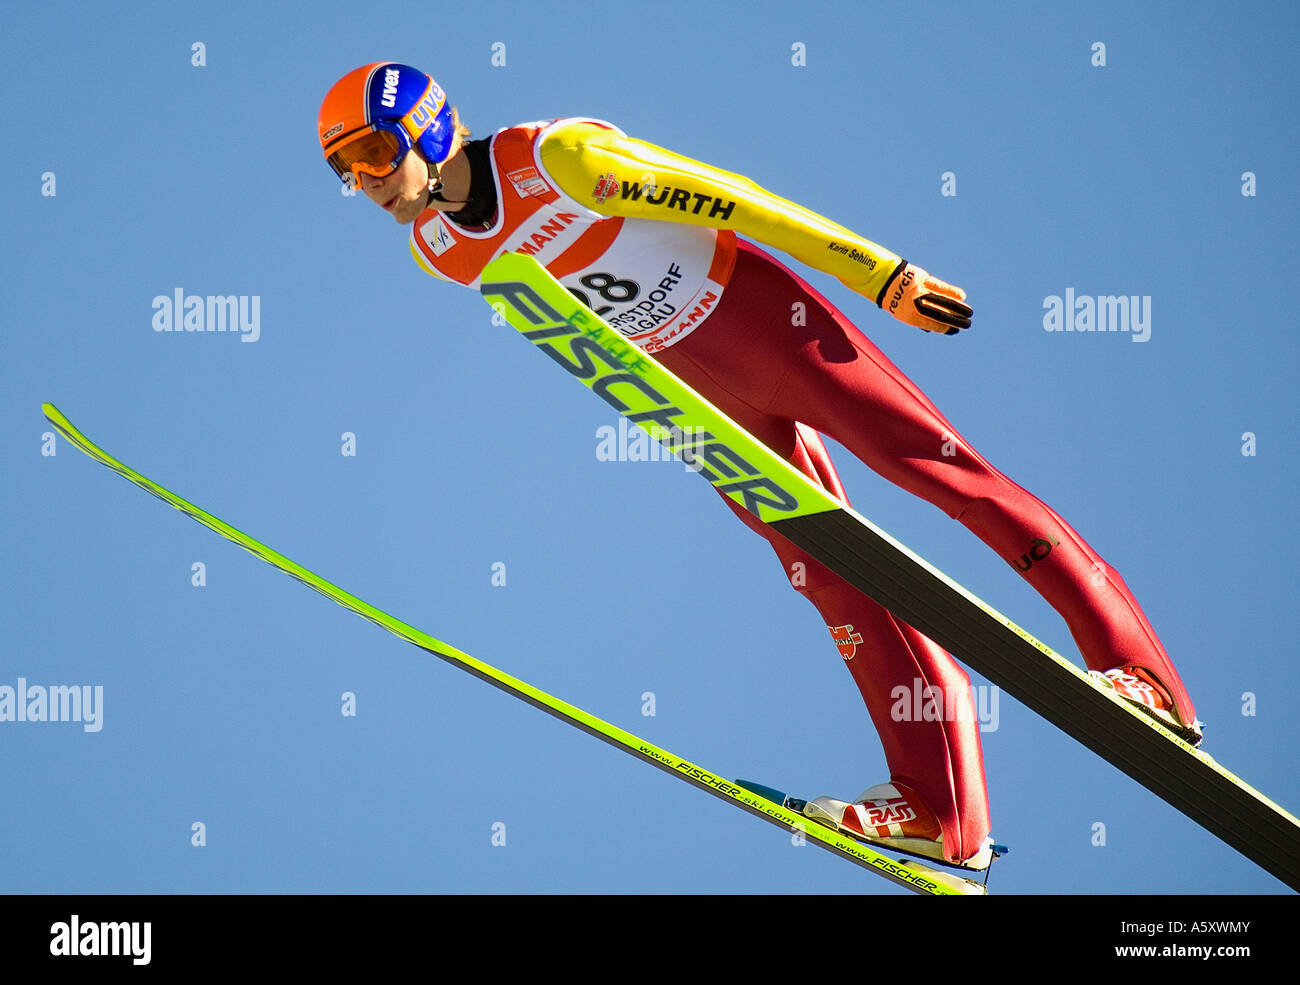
top-left (324, 123), bottom-right (419, 187)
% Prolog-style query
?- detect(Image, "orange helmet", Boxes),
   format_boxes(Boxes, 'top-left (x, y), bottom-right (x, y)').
top-left (318, 63), bottom-right (454, 185)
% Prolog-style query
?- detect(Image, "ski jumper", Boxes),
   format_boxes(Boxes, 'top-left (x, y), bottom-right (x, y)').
top-left (408, 117), bottom-right (1197, 864)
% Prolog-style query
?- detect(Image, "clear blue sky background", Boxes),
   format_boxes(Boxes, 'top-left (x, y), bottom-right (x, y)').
top-left (3, 0), bottom-right (1296, 894)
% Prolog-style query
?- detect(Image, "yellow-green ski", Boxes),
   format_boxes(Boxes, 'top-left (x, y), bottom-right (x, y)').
top-left (41, 402), bottom-right (984, 895)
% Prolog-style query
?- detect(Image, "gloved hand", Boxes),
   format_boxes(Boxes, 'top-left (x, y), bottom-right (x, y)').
top-left (878, 261), bottom-right (973, 335)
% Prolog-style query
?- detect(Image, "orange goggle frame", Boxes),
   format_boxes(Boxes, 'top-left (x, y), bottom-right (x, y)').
top-left (325, 124), bottom-right (414, 186)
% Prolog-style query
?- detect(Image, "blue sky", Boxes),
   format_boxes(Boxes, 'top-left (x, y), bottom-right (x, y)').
top-left (2, 0), bottom-right (1297, 894)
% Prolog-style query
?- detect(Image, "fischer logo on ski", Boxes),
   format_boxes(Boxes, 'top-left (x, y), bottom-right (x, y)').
top-left (482, 270), bottom-right (816, 520)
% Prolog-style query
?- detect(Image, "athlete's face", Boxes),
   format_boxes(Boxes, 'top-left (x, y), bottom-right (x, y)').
top-left (357, 150), bottom-right (433, 225)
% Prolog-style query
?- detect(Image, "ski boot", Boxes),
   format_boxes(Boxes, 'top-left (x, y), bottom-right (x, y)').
top-left (1090, 666), bottom-right (1204, 746)
top-left (802, 781), bottom-right (997, 872)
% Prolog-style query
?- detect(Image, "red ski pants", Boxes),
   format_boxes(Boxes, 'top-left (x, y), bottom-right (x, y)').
top-left (655, 239), bottom-right (1195, 863)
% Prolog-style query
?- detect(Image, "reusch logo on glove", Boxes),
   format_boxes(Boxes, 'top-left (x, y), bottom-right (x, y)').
top-left (886, 267), bottom-right (914, 316)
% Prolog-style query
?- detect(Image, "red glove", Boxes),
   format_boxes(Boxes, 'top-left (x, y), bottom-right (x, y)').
top-left (878, 261), bottom-right (972, 335)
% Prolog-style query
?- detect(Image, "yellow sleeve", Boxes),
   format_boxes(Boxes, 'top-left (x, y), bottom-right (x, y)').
top-left (538, 120), bottom-right (903, 303)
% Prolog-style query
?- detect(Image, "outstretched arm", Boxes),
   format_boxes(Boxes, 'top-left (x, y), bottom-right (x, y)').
top-left (538, 121), bottom-right (971, 334)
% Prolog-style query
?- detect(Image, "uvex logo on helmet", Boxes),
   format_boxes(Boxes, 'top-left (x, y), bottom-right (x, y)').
top-left (382, 67), bottom-right (400, 108)
top-left (407, 87), bottom-right (445, 134)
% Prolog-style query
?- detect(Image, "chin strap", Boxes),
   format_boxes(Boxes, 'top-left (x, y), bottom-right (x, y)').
top-left (426, 160), bottom-right (445, 205)
top-left (422, 146), bottom-right (494, 227)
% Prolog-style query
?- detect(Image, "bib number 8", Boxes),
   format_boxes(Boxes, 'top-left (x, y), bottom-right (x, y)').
top-left (567, 272), bottom-right (640, 316)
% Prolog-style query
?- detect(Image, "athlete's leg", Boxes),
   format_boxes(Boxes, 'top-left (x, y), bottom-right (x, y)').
top-left (654, 347), bottom-right (991, 863)
top-left (702, 240), bottom-right (1195, 728)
